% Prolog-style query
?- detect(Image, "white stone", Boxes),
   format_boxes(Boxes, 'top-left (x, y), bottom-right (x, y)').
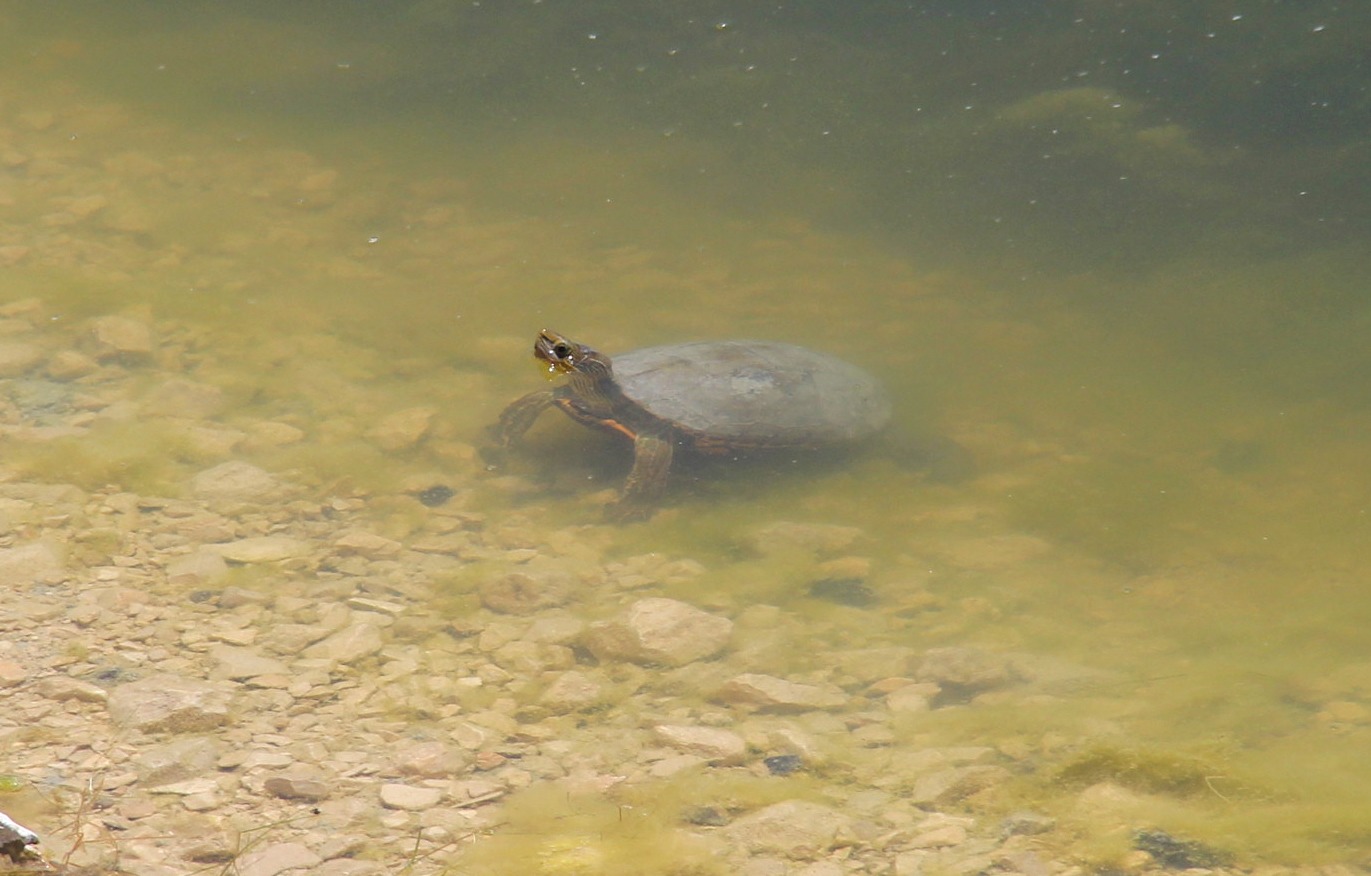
top-left (244, 420), bottom-right (305, 449)
top-left (652, 724), bottom-right (747, 764)
top-left (538, 670), bottom-right (604, 711)
top-left (379, 783), bottom-right (443, 811)
top-left (165, 550), bottom-right (229, 584)
top-left (303, 623), bottom-right (384, 664)
top-left (724, 800), bottom-right (850, 854)
top-left (36, 676), bottom-right (108, 704)
top-left (367, 406), bottom-right (436, 451)
top-left (233, 841), bottom-right (322, 876)
top-left (0, 541), bottom-right (64, 584)
top-left (886, 685), bottom-right (932, 714)
top-left (106, 674), bottom-right (232, 733)
top-left (584, 597), bottom-right (732, 666)
top-left (210, 644), bottom-right (290, 680)
top-left (716, 673), bottom-right (847, 711)
top-left (45, 349), bottom-right (98, 379)
top-left (142, 378), bottom-right (225, 418)
top-left (333, 529), bottom-right (403, 558)
top-left (191, 461), bottom-right (280, 500)
top-left (89, 314), bottom-right (153, 358)
top-left (211, 536), bottom-right (308, 564)
top-left (0, 341), bottom-right (43, 376)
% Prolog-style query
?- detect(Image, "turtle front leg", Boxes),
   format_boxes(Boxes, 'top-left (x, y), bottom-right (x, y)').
top-left (608, 431), bottom-right (674, 522)
top-left (483, 390), bottom-right (555, 468)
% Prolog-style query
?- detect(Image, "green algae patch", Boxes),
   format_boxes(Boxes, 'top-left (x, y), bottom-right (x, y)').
top-left (457, 783), bottom-right (724, 876)
top-left (1054, 745), bottom-right (1220, 796)
top-left (4, 419), bottom-right (195, 495)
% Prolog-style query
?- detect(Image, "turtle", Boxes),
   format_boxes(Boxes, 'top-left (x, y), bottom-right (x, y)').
top-left (488, 329), bottom-right (892, 521)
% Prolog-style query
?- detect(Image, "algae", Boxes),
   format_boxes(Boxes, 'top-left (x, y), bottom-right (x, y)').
top-left (1054, 745), bottom-right (1219, 796)
top-left (454, 783), bottom-right (725, 876)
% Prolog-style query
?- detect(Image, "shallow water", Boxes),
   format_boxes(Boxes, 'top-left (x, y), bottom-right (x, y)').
top-left (2, 1), bottom-right (1370, 869)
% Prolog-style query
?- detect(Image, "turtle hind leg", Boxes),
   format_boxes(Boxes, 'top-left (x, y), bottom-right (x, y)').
top-left (607, 431), bottom-right (674, 523)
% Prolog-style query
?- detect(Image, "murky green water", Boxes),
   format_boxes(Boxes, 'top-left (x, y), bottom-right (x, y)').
top-left (3, 1), bottom-right (1371, 868)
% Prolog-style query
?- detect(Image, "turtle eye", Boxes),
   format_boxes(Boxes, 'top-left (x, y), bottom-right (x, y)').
top-left (552, 341), bottom-right (572, 360)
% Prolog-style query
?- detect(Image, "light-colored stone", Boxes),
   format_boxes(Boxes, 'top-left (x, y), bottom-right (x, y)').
top-left (367, 406), bottom-right (436, 451)
top-left (716, 673), bottom-right (847, 711)
top-left (210, 536), bottom-right (309, 564)
top-left (106, 674), bottom-right (232, 733)
top-left (916, 646), bottom-right (1020, 693)
top-left (394, 741), bottom-right (470, 778)
top-left (308, 860), bottom-right (384, 876)
top-left (36, 675), bottom-right (108, 703)
top-left (479, 568), bottom-right (572, 615)
top-left (522, 615), bottom-right (585, 644)
top-left (210, 644), bottom-right (290, 680)
top-left (191, 460), bottom-right (280, 500)
top-left (89, 314), bottom-right (153, 358)
top-left (346, 596), bottom-right (406, 615)
top-left (142, 378), bottom-right (225, 418)
top-left (907, 822), bottom-right (967, 848)
top-left (151, 777), bottom-right (218, 796)
top-left (218, 586), bottom-right (272, 608)
top-left (263, 775), bottom-right (331, 802)
top-left (886, 684), bottom-right (933, 714)
top-left (233, 841), bottom-right (323, 876)
top-left (538, 670), bottom-right (605, 711)
top-left (379, 783), bottom-right (443, 811)
top-left (172, 423), bottom-right (246, 457)
top-left (894, 851), bottom-right (927, 876)
top-left (767, 726), bottom-right (827, 766)
top-left (166, 550), bottom-right (229, 584)
top-left (134, 736), bottom-right (221, 786)
top-left (45, 349), bottom-right (98, 379)
top-left (333, 529), bottom-right (403, 558)
top-left (724, 799), bottom-right (850, 855)
top-left (0, 541), bottom-right (64, 584)
top-left (303, 623), bottom-right (384, 664)
top-left (0, 341), bottom-right (43, 376)
top-left (653, 724), bottom-right (747, 764)
top-left (909, 765), bottom-right (1010, 806)
top-left (0, 661), bottom-right (28, 687)
top-left (244, 420), bottom-right (306, 449)
top-left (584, 597), bottom-right (732, 666)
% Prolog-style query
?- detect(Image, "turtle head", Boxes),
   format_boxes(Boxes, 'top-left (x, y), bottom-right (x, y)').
top-left (534, 330), bottom-right (612, 379)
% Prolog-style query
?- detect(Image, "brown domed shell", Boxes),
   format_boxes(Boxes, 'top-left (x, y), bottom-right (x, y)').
top-left (612, 340), bottom-right (890, 447)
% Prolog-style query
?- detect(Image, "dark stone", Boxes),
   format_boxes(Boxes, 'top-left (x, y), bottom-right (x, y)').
top-left (683, 806), bottom-right (729, 827)
top-left (417, 485), bottom-right (455, 507)
top-left (1134, 828), bottom-right (1231, 869)
top-left (763, 754), bottom-right (804, 776)
top-left (89, 666), bottom-right (139, 686)
top-left (807, 577), bottom-right (874, 607)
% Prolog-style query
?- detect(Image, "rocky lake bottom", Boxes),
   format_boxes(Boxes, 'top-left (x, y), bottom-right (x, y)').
top-left (0, 299), bottom-right (1337, 876)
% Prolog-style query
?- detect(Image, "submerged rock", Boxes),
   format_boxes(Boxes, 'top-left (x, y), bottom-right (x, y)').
top-left (716, 673), bottom-right (847, 712)
top-left (88, 314), bottom-right (153, 359)
top-left (584, 597), bottom-right (732, 666)
top-left (724, 799), bottom-right (851, 855)
top-left (106, 674), bottom-right (233, 733)
top-left (191, 460), bottom-right (281, 500)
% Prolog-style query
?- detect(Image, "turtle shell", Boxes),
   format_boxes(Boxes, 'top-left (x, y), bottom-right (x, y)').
top-left (611, 340), bottom-right (891, 448)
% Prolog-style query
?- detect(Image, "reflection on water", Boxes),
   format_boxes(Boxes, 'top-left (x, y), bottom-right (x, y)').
top-left (1, 1), bottom-right (1369, 870)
